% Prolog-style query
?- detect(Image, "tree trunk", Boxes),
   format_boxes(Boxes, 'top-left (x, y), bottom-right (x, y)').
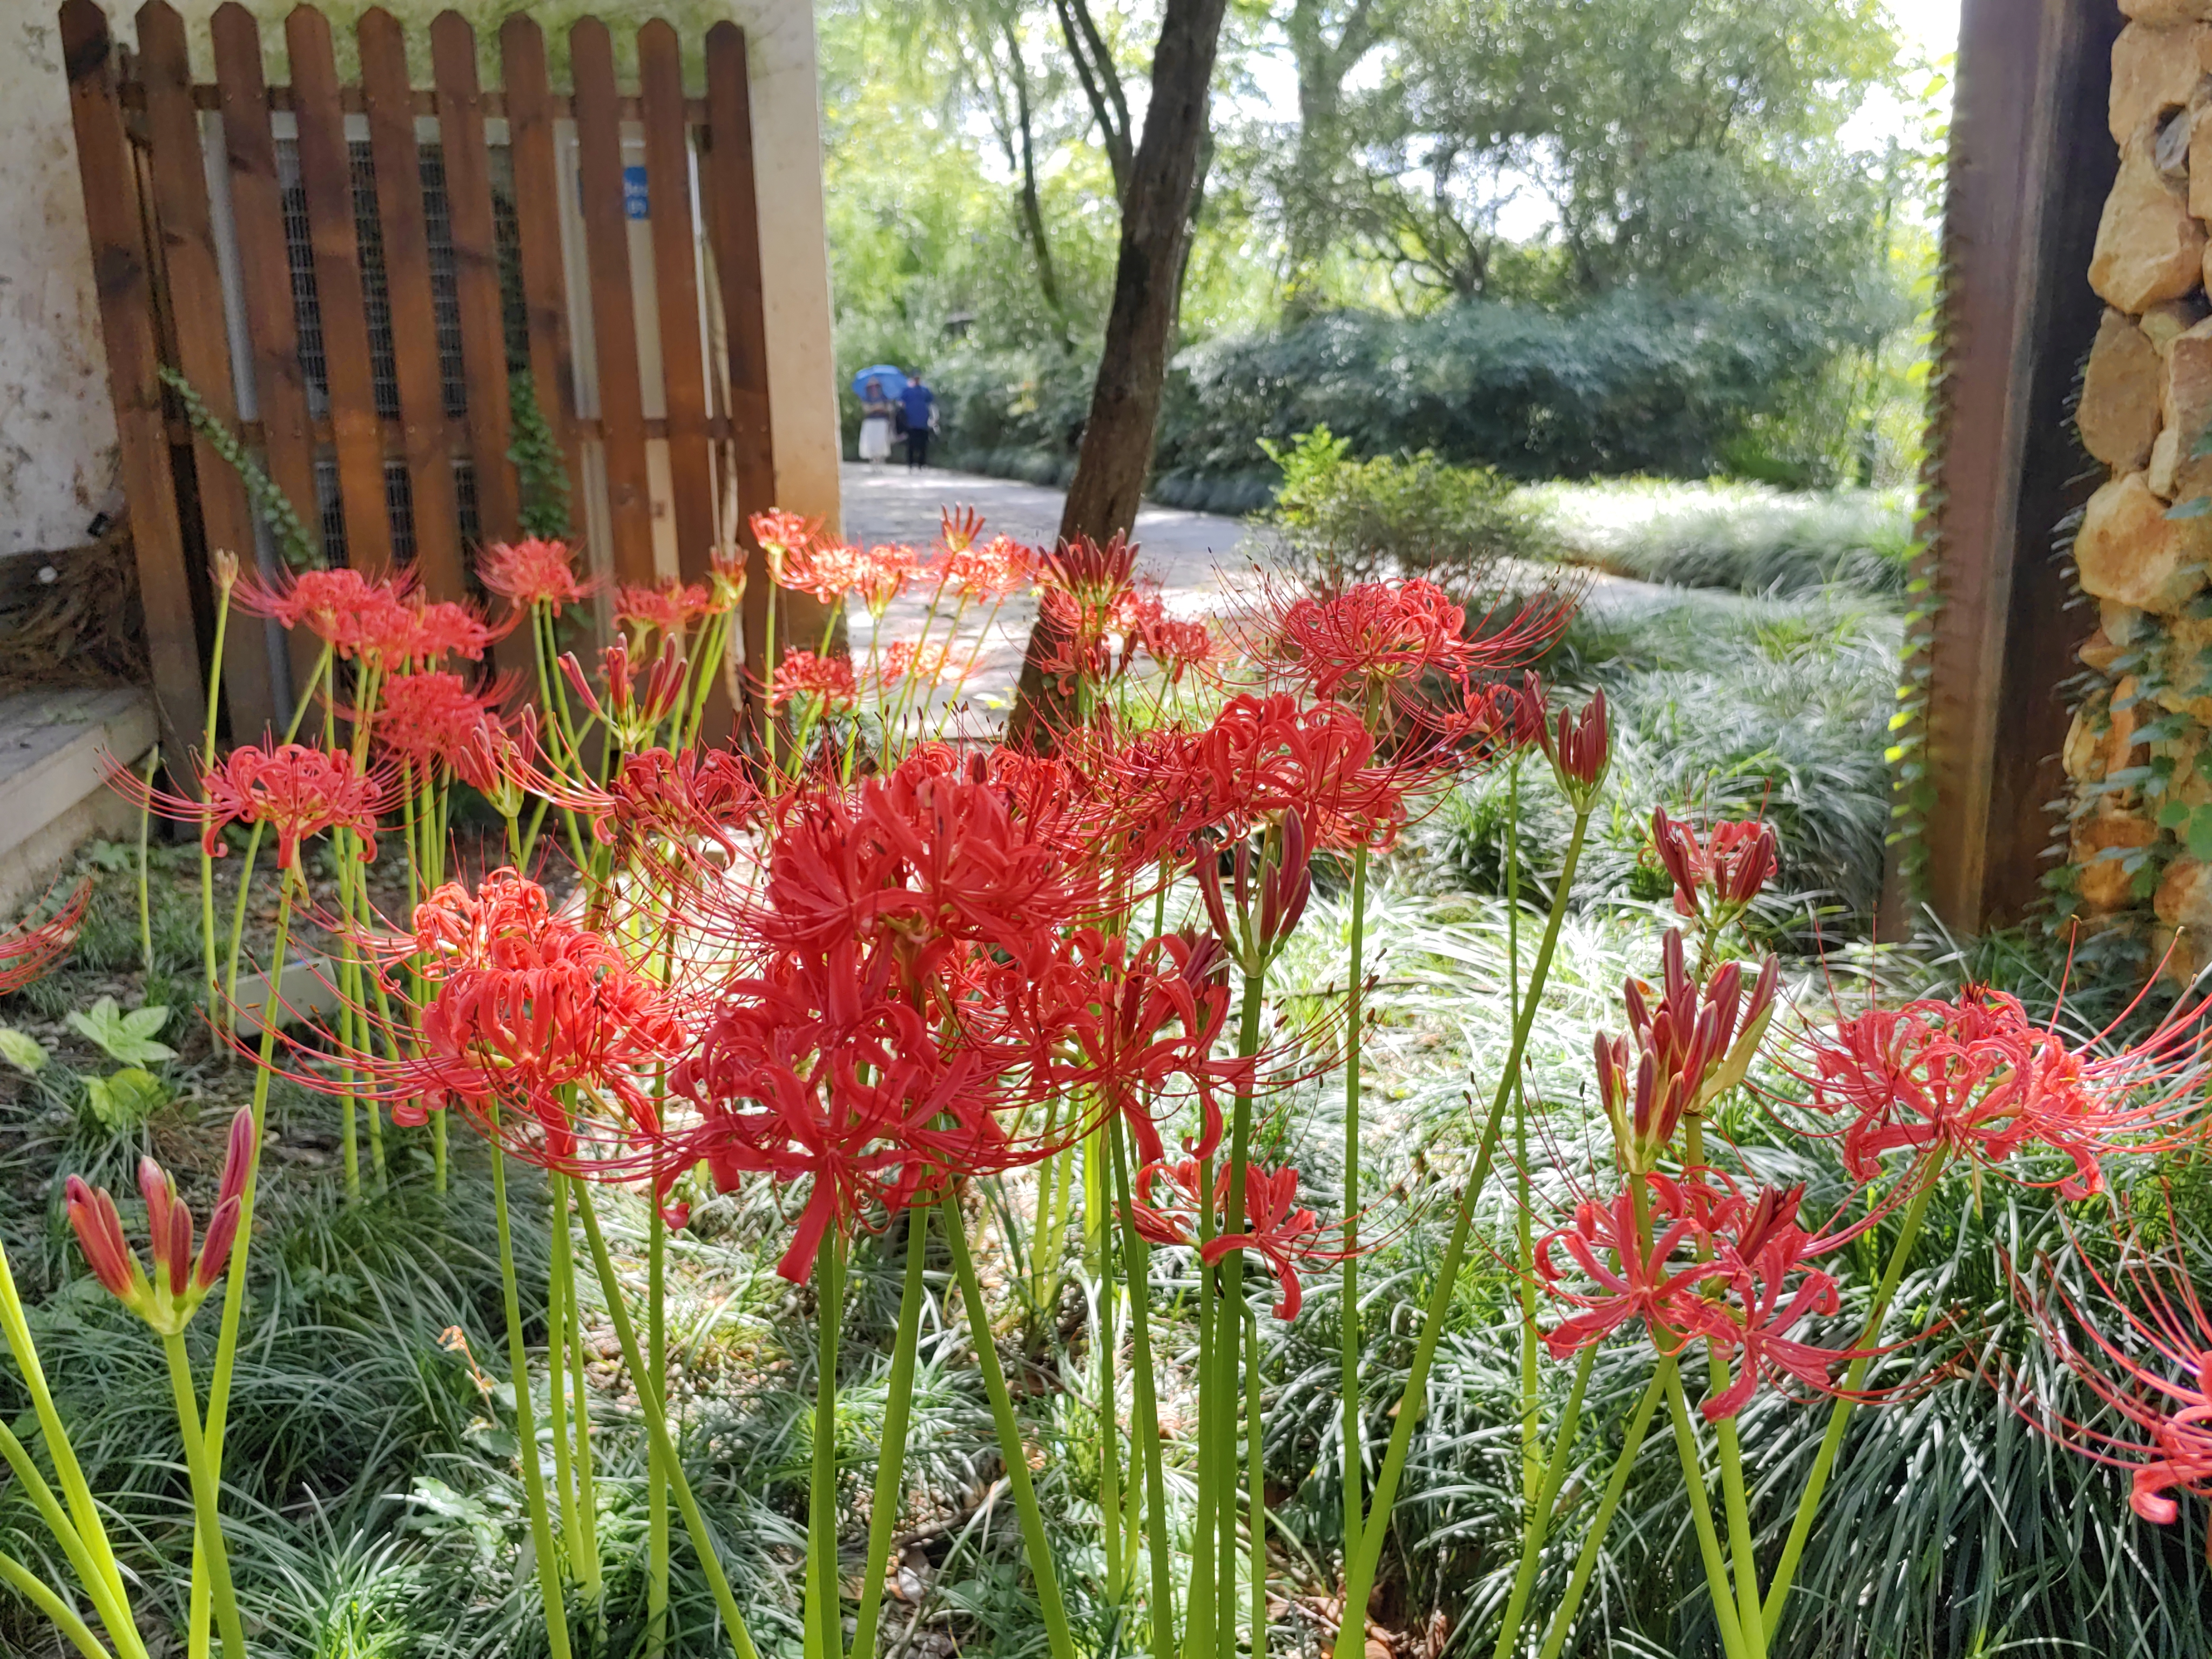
top-left (1008, 0), bottom-right (1230, 748)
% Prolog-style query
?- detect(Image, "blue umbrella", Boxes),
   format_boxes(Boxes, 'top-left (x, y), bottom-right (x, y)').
top-left (852, 364), bottom-right (907, 400)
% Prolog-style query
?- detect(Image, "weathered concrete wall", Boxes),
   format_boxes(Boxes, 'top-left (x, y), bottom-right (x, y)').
top-left (1, 9), bottom-right (120, 559)
top-left (0, 0), bottom-right (841, 559)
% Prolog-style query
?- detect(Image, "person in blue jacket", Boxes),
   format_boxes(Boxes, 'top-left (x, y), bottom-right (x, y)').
top-left (901, 377), bottom-right (938, 469)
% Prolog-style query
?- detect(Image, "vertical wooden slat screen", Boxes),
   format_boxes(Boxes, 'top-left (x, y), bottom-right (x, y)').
top-left (58, 0), bottom-right (204, 755)
top-left (58, 1), bottom-right (784, 748)
top-left (428, 11), bottom-right (516, 545)
top-left (639, 19), bottom-right (716, 573)
top-left (571, 17), bottom-right (656, 589)
top-left (136, 0), bottom-right (277, 739)
top-left (288, 5), bottom-right (393, 572)
top-left (705, 21), bottom-right (778, 725)
top-left (359, 6), bottom-right (464, 600)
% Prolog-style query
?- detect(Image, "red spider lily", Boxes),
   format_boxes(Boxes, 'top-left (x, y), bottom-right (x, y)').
top-left (597, 745), bottom-right (761, 862)
top-left (707, 542), bottom-right (751, 610)
top-left (1539, 690), bottom-right (1610, 805)
top-left (853, 544), bottom-right (923, 618)
top-left (0, 876), bottom-right (90, 994)
top-left (2027, 1213), bottom-right (2212, 1558)
top-left (368, 596), bottom-right (504, 665)
top-left (1652, 807), bottom-right (1778, 923)
top-left (1261, 579), bottom-right (1482, 705)
top-left (1804, 986), bottom-right (2209, 1199)
top-left (1127, 1158), bottom-right (1347, 1319)
top-left (397, 869), bottom-right (683, 1161)
top-left (753, 756), bottom-right (1082, 979)
top-left (1597, 930), bottom-right (1778, 1170)
top-left (451, 709), bottom-right (542, 820)
top-left (1042, 532), bottom-right (1139, 605)
top-left (1195, 811), bottom-right (1314, 975)
top-left (1036, 582), bottom-right (1165, 693)
top-left (877, 639), bottom-right (957, 690)
top-left (942, 533), bottom-right (1038, 602)
top-left (373, 671), bottom-right (515, 773)
top-left (233, 565), bottom-right (416, 660)
top-left (1536, 1171), bottom-right (1879, 1420)
top-left (561, 639), bottom-right (686, 747)
top-left (1024, 929), bottom-right (1245, 1165)
top-left (112, 742), bottom-right (389, 869)
top-left (616, 578), bottom-right (720, 637)
top-left (479, 537), bottom-right (597, 614)
top-left (770, 650), bottom-right (859, 714)
top-left (750, 509), bottom-right (827, 586)
top-left (66, 1108), bottom-right (251, 1336)
top-left (773, 537), bottom-right (866, 603)
top-left (1141, 613), bottom-right (1215, 684)
top-left (672, 938), bottom-right (1038, 1280)
top-left (939, 505), bottom-right (986, 553)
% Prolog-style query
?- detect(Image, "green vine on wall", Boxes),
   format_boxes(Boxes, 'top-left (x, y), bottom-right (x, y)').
top-left (508, 370), bottom-right (572, 541)
top-left (158, 366), bottom-right (320, 570)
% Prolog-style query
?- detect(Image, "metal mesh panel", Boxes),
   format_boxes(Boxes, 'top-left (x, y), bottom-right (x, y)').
top-left (276, 139), bottom-right (329, 418)
top-left (416, 143), bottom-right (469, 417)
top-left (347, 140), bottom-right (401, 418)
top-left (314, 453), bottom-right (346, 564)
top-left (455, 459), bottom-right (481, 550)
top-left (488, 144), bottom-right (530, 375)
top-left (384, 461), bottom-right (416, 562)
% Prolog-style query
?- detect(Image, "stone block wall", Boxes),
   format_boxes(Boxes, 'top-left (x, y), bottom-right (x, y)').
top-left (2062, 3), bottom-right (2212, 973)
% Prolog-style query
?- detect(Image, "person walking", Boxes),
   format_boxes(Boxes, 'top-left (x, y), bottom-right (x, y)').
top-left (858, 377), bottom-right (895, 465)
top-left (901, 376), bottom-right (938, 470)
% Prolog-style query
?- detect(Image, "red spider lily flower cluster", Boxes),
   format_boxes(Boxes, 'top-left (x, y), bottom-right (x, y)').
top-left (1128, 1158), bottom-right (1345, 1319)
top-left (115, 743), bottom-right (389, 870)
top-left (1595, 930), bottom-right (1778, 1171)
top-left (771, 650), bottom-right (859, 715)
top-left (2029, 1214), bottom-right (2212, 1559)
top-left (1804, 986), bottom-right (2209, 1199)
top-left (616, 578), bottom-right (721, 638)
top-left (1537, 1170), bottom-right (1877, 1420)
top-left (480, 536), bottom-right (596, 613)
top-left (66, 1108), bottom-right (251, 1336)
top-left (562, 641), bottom-right (686, 747)
top-left (374, 671), bottom-right (514, 773)
top-left (750, 509), bottom-right (827, 586)
top-left (1652, 807), bottom-right (1778, 924)
top-left (399, 869), bottom-right (683, 1161)
top-left (941, 532), bottom-right (1037, 602)
top-left (0, 876), bottom-right (90, 994)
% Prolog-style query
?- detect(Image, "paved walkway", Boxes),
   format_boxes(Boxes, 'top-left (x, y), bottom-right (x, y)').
top-left (837, 462), bottom-right (1267, 716)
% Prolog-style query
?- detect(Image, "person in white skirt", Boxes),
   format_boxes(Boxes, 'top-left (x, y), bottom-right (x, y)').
top-left (858, 377), bottom-right (895, 463)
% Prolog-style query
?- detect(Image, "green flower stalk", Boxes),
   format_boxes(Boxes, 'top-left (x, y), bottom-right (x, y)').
top-left (852, 1209), bottom-right (931, 1659)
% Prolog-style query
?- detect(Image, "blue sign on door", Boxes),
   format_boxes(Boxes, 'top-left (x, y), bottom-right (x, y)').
top-left (623, 166), bottom-right (650, 219)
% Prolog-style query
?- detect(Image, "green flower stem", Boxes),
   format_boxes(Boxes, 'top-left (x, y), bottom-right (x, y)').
top-left (1760, 1168), bottom-right (1940, 1640)
top-left (0, 1418), bottom-right (144, 1659)
top-left (1216, 959), bottom-right (1269, 1654)
top-left (940, 1194), bottom-right (1078, 1659)
top-left (1714, 1403), bottom-right (1765, 1659)
top-left (190, 874), bottom-right (295, 1659)
top-left (0, 1546), bottom-right (117, 1659)
top-left (1109, 1117), bottom-right (1176, 1659)
top-left (138, 746), bottom-right (158, 976)
top-left (1487, 1344), bottom-right (1596, 1659)
top-left (804, 1231), bottom-right (845, 1659)
top-left (1331, 807), bottom-right (1591, 1659)
top-left (1091, 1139), bottom-right (1123, 1601)
top-left (199, 577), bottom-right (232, 1023)
top-left (161, 1335), bottom-right (247, 1659)
top-left (1507, 761), bottom-right (1538, 1508)
top-left (566, 1253), bottom-right (602, 1603)
top-left (1340, 839), bottom-right (1369, 1563)
top-left (853, 1208), bottom-right (930, 1659)
top-left (1663, 1366), bottom-right (1748, 1659)
top-left (220, 641), bottom-right (328, 1027)
top-left (647, 1190), bottom-right (671, 1658)
top-left (1534, 1366), bottom-right (1665, 1659)
top-left (489, 1124), bottom-right (574, 1659)
top-left (761, 585), bottom-right (780, 778)
top-left (1244, 1308), bottom-right (1265, 1651)
top-left (571, 1185), bottom-right (764, 1659)
top-left (546, 1175), bottom-right (587, 1591)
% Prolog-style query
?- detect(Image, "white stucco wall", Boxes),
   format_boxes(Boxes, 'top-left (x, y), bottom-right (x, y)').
top-left (0, 0), bottom-right (839, 559)
top-left (2, 8), bottom-right (121, 559)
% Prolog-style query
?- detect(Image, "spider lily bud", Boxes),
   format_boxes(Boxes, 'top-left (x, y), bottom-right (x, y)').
top-left (1606, 935), bottom-right (1779, 1171)
top-left (1195, 811), bottom-right (1314, 974)
top-left (1653, 807), bottom-right (1778, 924)
top-left (1539, 690), bottom-right (1609, 808)
top-left (68, 1108), bottom-right (250, 1336)
top-left (211, 547), bottom-right (240, 594)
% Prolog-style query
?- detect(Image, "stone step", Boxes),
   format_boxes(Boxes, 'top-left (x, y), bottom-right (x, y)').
top-left (0, 685), bottom-right (157, 918)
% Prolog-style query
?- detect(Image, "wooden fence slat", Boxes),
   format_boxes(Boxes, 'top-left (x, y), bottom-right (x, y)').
top-left (59, 0), bottom-right (204, 755)
top-left (136, 0), bottom-right (276, 741)
top-left (498, 16), bottom-right (581, 548)
top-left (704, 22), bottom-right (778, 721)
top-left (638, 19), bottom-right (714, 577)
top-left (210, 1), bottom-right (322, 714)
top-left (358, 5), bottom-right (464, 600)
top-left (287, 5), bottom-right (392, 572)
top-left (429, 9), bottom-right (517, 549)
top-left (570, 17), bottom-right (656, 589)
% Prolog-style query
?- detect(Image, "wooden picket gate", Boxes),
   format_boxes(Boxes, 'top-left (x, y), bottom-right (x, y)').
top-left (60, 0), bottom-right (779, 752)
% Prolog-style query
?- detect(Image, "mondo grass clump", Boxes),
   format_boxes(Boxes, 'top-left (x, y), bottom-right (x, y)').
top-left (0, 503), bottom-right (2203, 1659)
